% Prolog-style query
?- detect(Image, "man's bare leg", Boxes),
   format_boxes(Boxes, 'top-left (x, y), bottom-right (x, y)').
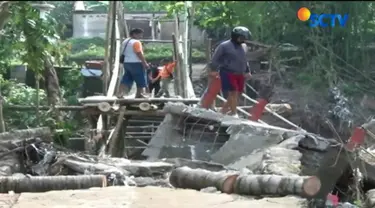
top-left (135, 87), bottom-right (148, 98)
top-left (118, 84), bottom-right (130, 98)
top-left (220, 91), bottom-right (234, 114)
top-left (228, 91), bottom-right (239, 115)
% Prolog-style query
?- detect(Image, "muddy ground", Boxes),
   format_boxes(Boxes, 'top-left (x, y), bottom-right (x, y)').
top-left (3, 186), bottom-right (304, 208)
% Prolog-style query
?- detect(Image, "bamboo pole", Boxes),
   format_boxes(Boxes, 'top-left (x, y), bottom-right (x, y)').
top-left (0, 89), bottom-right (5, 132)
top-left (108, 106), bottom-right (126, 157)
top-left (79, 97), bottom-right (200, 104)
top-left (103, 2), bottom-right (114, 95)
top-left (174, 14), bottom-right (185, 98)
top-left (216, 95), bottom-right (268, 125)
top-left (241, 93), bottom-right (304, 131)
top-left (172, 34), bottom-right (180, 95)
top-left (187, 2), bottom-right (194, 80)
top-left (96, 2), bottom-right (116, 157)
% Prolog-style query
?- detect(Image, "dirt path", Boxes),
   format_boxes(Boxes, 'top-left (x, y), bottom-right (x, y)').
top-left (7, 186), bottom-right (303, 208)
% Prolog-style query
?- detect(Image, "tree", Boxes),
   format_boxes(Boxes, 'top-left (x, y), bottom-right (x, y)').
top-left (1, 2), bottom-right (64, 127)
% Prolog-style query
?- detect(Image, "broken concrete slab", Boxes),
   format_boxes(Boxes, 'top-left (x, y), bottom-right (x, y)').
top-left (229, 135), bottom-right (304, 176)
top-left (143, 103), bottom-right (308, 164)
top-left (142, 114), bottom-right (183, 159)
top-left (210, 123), bottom-right (304, 165)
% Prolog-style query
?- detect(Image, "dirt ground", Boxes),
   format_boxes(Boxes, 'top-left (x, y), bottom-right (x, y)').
top-left (1, 186), bottom-right (304, 208)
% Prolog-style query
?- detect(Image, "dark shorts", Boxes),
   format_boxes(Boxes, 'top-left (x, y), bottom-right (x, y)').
top-left (122, 63), bottom-right (147, 88)
top-left (220, 70), bottom-right (245, 93)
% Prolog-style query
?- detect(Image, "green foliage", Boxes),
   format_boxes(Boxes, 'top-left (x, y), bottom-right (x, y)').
top-left (60, 66), bottom-right (84, 105)
top-left (68, 37), bottom-right (105, 53)
top-left (0, 75), bottom-right (50, 129)
top-left (49, 1), bottom-right (74, 37)
top-left (67, 41), bottom-right (206, 63)
top-left (69, 45), bottom-right (105, 61)
top-left (159, 1), bottom-right (375, 96)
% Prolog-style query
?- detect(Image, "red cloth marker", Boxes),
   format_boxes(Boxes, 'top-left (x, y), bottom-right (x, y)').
top-left (249, 98), bottom-right (268, 121)
top-left (345, 127), bottom-right (366, 151)
top-left (200, 76), bottom-right (221, 109)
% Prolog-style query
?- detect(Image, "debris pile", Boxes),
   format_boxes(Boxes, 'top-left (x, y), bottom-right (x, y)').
top-left (2, 103), bottom-right (375, 208)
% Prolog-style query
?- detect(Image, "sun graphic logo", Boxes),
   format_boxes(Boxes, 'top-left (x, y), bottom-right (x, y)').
top-left (297, 7), bottom-right (311, 22)
top-left (297, 7), bottom-right (349, 28)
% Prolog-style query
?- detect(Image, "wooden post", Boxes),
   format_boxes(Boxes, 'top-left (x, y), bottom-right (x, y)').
top-left (181, 4), bottom-right (189, 98)
top-left (108, 106), bottom-right (126, 157)
top-left (187, 3), bottom-right (194, 80)
top-left (103, 2), bottom-right (114, 95)
top-left (110, 2), bottom-right (117, 68)
top-left (206, 38), bottom-right (212, 62)
top-left (115, 1), bottom-right (126, 96)
top-left (0, 86), bottom-right (5, 132)
top-left (172, 34), bottom-right (180, 96)
top-left (96, 1), bottom-right (121, 157)
top-left (151, 13), bottom-right (155, 40)
top-left (173, 14), bottom-right (185, 97)
top-left (116, 3), bottom-right (128, 38)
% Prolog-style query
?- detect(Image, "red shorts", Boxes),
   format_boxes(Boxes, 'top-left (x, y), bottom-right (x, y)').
top-left (220, 71), bottom-right (245, 92)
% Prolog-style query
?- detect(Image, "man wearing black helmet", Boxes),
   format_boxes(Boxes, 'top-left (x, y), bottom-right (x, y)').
top-left (210, 26), bottom-right (252, 117)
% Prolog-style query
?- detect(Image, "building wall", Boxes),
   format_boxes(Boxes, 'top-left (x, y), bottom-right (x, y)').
top-left (72, 11), bottom-right (206, 47)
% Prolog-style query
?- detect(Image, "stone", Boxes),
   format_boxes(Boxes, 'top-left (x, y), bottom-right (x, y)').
top-left (200, 187), bottom-right (219, 193)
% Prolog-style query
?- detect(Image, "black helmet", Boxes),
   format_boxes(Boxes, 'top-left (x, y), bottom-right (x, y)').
top-left (231, 26), bottom-right (252, 40)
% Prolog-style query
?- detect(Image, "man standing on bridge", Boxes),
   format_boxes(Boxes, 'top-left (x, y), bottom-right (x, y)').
top-left (203, 26), bottom-right (252, 117)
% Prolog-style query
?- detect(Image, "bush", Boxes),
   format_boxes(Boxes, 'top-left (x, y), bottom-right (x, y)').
top-left (68, 37), bottom-right (105, 53)
top-left (0, 75), bottom-right (50, 129)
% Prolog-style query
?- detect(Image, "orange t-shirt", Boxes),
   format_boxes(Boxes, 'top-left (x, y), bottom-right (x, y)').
top-left (132, 41), bottom-right (143, 53)
top-left (159, 62), bottom-right (176, 79)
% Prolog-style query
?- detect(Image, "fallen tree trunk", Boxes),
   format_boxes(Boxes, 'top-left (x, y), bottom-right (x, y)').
top-left (169, 166), bottom-right (321, 197)
top-left (234, 174), bottom-right (321, 197)
top-left (0, 127), bottom-right (51, 141)
top-left (0, 175), bottom-right (106, 193)
top-left (169, 166), bottom-right (239, 194)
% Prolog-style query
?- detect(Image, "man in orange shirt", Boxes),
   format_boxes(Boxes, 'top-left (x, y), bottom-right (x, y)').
top-left (155, 59), bottom-right (176, 98)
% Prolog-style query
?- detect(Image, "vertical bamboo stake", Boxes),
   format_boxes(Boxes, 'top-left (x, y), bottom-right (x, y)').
top-left (173, 14), bottom-right (184, 97)
top-left (117, 2), bottom-right (129, 38)
top-left (187, 2), bottom-right (194, 80)
top-left (97, 2), bottom-right (115, 157)
top-left (0, 84), bottom-right (5, 133)
top-left (35, 74), bottom-right (40, 126)
top-left (103, 2), bottom-right (114, 95)
top-left (151, 13), bottom-right (155, 40)
top-left (206, 38), bottom-right (212, 62)
top-left (172, 34), bottom-right (180, 96)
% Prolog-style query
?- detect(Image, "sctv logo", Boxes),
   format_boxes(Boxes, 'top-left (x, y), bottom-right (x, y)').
top-left (297, 7), bottom-right (349, 28)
